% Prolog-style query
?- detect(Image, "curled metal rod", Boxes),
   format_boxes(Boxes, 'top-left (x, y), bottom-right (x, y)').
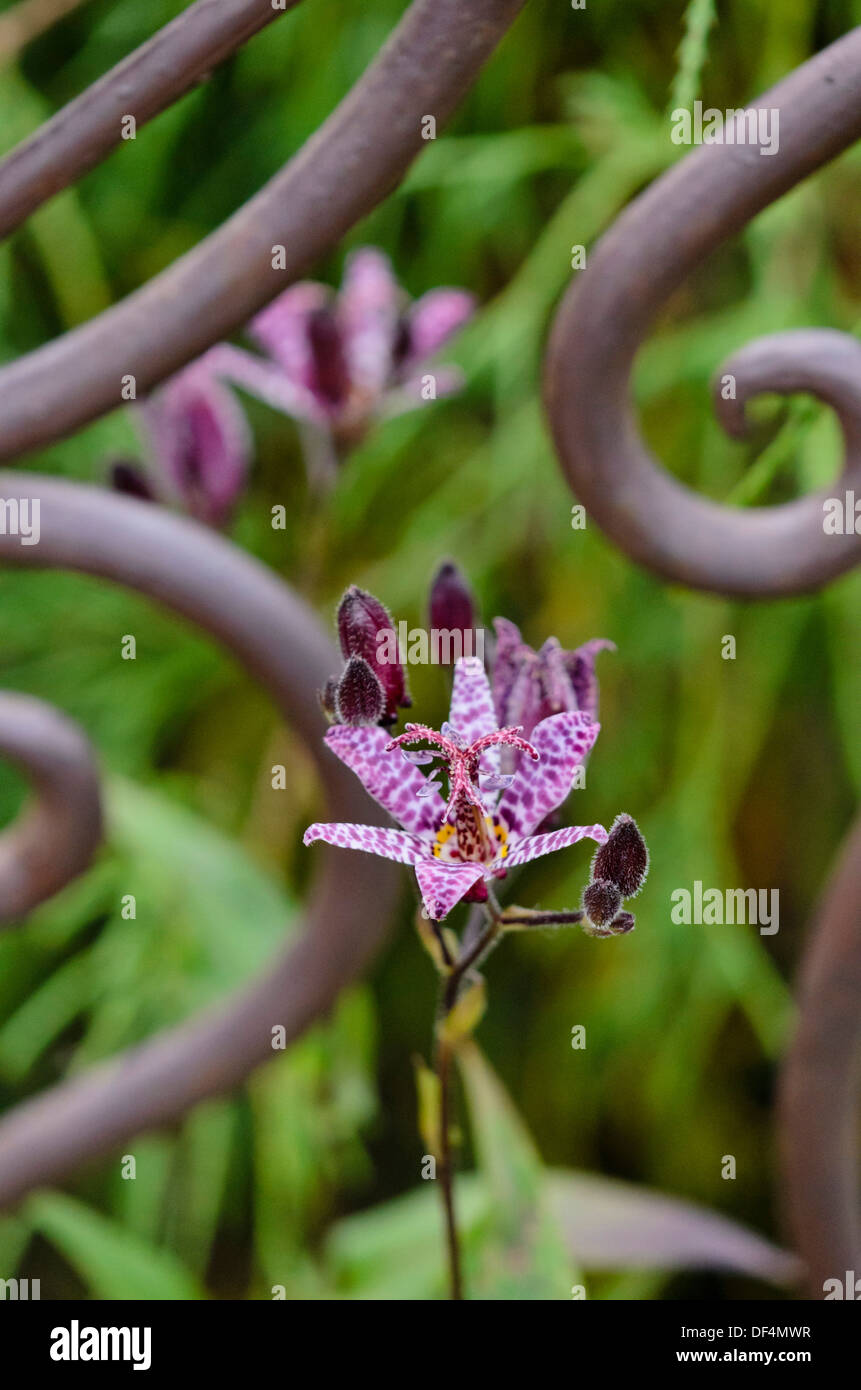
top-left (0, 475), bottom-right (398, 1208)
top-left (0, 692), bottom-right (102, 921)
top-left (545, 27), bottom-right (861, 598)
top-left (778, 812), bottom-right (861, 1296)
top-left (0, 0), bottom-right (303, 243)
top-left (0, 0), bottom-right (526, 461)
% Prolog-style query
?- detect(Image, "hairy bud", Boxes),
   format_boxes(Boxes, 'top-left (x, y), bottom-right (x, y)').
top-left (319, 675), bottom-right (340, 722)
top-left (591, 814), bottom-right (649, 899)
top-left (582, 878), bottom-right (622, 928)
top-left (428, 561), bottom-right (475, 655)
top-left (610, 911), bottom-right (636, 935)
top-left (335, 657), bottom-right (386, 726)
top-left (336, 586), bottom-right (410, 722)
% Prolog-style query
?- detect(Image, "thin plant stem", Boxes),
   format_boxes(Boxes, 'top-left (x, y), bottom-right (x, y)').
top-left (429, 891), bottom-right (586, 1296)
top-left (434, 1028), bottom-right (462, 1300)
top-left (432, 896), bottom-right (504, 1299)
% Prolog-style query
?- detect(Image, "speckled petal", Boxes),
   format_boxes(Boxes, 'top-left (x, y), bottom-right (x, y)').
top-left (501, 822), bottom-right (608, 869)
top-left (491, 617), bottom-right (531, 726)
top-left (563, 638), bottom-right (616, 721)
top-left (414, 859), bottom-right (486, 921)
top-left (448, 657), bottom-right (497, 746)
top-left (303, 821), bottom-right (425, 864)
top-left (497, 710), bottom-right (600, 837)
top-left (325, 724), bottom-right (444, 835)
top-left (537, 638), bottom-right (578, 719)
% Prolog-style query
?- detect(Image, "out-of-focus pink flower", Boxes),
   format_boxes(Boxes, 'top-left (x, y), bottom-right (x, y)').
top-left (111, 356), bottom-right (251, 529)
top-left (207, 248), bottom-right (475, 453)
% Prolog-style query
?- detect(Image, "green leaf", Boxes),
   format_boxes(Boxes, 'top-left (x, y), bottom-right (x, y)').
top-left (324, 1175), bottom-right (491, 1300)
top-left (412, 1057), bottom-right (442, 1157)
top-left (439, 976), bottom-right (486, 1047)
top-left (457, 1042), bottom-right (578, 1299)
top-left (25, 1193), bottom-right (204, 1301)
top-left (547, 1170), bottom-right (800, 1285)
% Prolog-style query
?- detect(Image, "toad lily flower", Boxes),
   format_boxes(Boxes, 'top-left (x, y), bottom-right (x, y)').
top-left (304, 657), bottom-right (608, 921)
top-left (492, 617), bottom-right (615, 736)
top-left (206, 248), bottom-right (475, 456)
top-left (111, 354), bottom-right (251, 529)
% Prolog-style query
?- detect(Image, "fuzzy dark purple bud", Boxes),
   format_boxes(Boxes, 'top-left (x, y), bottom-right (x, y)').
top-left (582, 878), bottom-right (622, 928)
top-left (336, 586), bottom-right (410, 722)
top-left (609, 910), bottom-right (636, 935)
top-left (335, 657), bottom-right (385, 726)
top-left (591, 814), bottom-right (649, 899)
top-left (428, 561), bottom-right (476, 656)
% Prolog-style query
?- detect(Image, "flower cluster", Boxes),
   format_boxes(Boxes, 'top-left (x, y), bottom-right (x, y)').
top-left (305, 578), bottom-right (648, 925)
top-left (209, 247), bottom-right (474, 452)
top-left (110, 250), bottom-right (473, 524)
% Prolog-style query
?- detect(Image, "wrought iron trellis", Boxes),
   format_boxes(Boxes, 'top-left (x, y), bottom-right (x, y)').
top-left (0, 0), bottom-right (856, 1297)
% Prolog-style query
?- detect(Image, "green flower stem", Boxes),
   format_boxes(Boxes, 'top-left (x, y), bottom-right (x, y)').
top-left (432, 900), bottom-right (505, 1299)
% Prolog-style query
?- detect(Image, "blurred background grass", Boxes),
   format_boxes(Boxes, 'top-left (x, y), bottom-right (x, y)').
top-left (0, 0), bottom-right (858, 1299)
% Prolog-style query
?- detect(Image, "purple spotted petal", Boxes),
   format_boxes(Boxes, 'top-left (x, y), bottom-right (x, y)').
top-left (537, 638), bottom-right (578, 717)
top-left (205, 343), bottom-right (324, 425)
top-left (448, 658), bottom-right (497, 747)
top-left (491, 617), bottom-right (538, 730)
top-left (247, 281), bottom-right (331, 386)
top-left (401, 288), bottom-right (475, 368)
top-left (324, 724), bottom-right (443, 835)
top-left (414, 859), bottom-right (485, 921)
top-left (337, 248), bottom-right (401, 396)
top-left (502, 822), bottom-right (608, 869)
top-left (303, 822), bottom-right (425, 864)
top-left (497, 711), bottom-right (600, 837)
top-left (563, 638), bottom-right (616, 722)
top-left (141, 362), bottom-right (251, 528)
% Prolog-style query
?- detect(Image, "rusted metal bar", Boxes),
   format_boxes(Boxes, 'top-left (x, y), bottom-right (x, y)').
top-left (544, 29), bottom-right (861, 597)
top-left (0, 476), bottom-right (398, 1206)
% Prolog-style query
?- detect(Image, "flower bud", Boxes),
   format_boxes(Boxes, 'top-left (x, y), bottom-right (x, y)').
top-left (591, 814), bottom-right (649, 899)
top-left (582, 878), bottom-right (622, 928)
top-left (428, 561), bottom-right (475, 658)
top-left (318, 675), bottom-right (340, 722)
top-left (609, 911), bottom-right (636, 935)
top-left (336, 586), bottom-right (410, 722)
top-left (109, 461), bottom-right (156, 502)
top-left (335, 657), bottom-right (386, 726)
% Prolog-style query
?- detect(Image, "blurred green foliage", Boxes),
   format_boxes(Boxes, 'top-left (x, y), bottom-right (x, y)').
top-left (0, 0), bottom-right (858, 1299)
